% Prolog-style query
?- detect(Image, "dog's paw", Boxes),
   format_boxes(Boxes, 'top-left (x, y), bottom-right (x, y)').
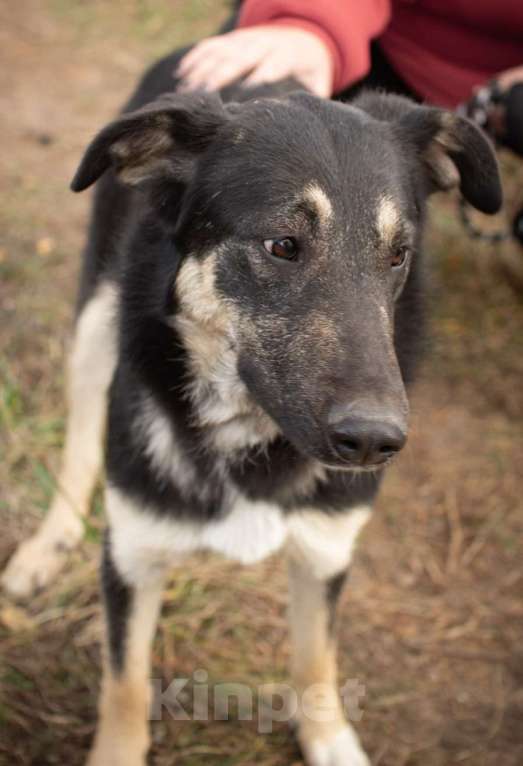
top-left (1, 537), bottom-right (70, 598)
top-left (1, 517), bottom-right (83, 598)
top-left (86, 729), bottom-right (148, 766)
top-left (86, 748), bottom-right (145, 766)
top-left (86, 746), bottom-right (146, 766)
top-left (299, 724), bottom-right (371, 766)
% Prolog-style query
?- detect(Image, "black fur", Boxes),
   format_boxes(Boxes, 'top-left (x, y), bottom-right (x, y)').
top-left (326, 570), bottom-right (348, 633)
top-left (72, 50), bottom-right (501, 525)
top-left (101, 533), bottom-right (133, 674)
top-left (67, 43), bottom-right (504, 766)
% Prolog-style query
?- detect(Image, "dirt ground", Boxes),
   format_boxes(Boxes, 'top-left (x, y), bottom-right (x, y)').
top-left (1, 2), bottom-right (522, 765)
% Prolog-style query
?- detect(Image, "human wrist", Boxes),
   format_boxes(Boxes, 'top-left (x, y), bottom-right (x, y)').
top-left (266, 18), bottom-right (338, 94)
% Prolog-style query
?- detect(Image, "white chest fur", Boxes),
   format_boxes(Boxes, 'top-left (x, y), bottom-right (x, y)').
top-left (107, 485), bottom-right (371, 587)
top-left (107, 486), bottom-right (288, 584)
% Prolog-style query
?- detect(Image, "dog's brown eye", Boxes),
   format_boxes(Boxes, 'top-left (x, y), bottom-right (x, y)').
top-left (391, 246), bottom-right (410, 268)
top-left (263, 237), bottom-right (298, 261)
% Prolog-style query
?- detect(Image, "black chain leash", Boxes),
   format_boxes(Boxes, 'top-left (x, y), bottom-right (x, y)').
top-left (458, 197), bottom-right (511, 243)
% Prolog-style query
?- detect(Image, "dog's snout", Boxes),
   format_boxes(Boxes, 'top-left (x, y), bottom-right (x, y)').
top-left (328, 414), bottom-right (407, 467)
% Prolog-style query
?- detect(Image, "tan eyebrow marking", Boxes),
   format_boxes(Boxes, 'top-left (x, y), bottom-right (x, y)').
top-left (376, 196), bottom-right (401, 244)
top-left (302, 183), bottom-right (333, 226)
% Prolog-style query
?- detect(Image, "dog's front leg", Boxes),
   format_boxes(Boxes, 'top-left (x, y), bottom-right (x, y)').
top-left (87, 531), bottom-right (165, 766)
top-left (2, 281), bottom-right (118, 598)
top-left (287, 507), bottom-right (372, 766)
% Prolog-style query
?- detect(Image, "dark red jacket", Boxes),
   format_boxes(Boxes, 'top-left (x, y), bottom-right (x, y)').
top-left (238, 0), bottom-right (523, 106)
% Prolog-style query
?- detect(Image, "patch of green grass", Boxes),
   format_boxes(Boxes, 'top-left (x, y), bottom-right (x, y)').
top-left (0, 701), bottom-right (10, 726)
top-left (32, 416), bottom-right (65, 448)
top-left (83, 517), bottom-right (102, 545)
top-left (49, 0), bottom-right (230, 55)
top-left (91, 489), bottom-right (104, 518)
top-left (82, 488), bottom-right (105, 543)
top-left (0, 369), bottom-right (25, 430)
top-left (2, 667), bottom-right (35, 692)
top-left (32, 461), bottom-right (56, 506)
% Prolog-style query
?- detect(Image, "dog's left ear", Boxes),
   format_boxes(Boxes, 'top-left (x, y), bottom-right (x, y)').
top-left (398, 106), bottom-right (502, 214)
top-left (71, 92), bottom-right (229, 192)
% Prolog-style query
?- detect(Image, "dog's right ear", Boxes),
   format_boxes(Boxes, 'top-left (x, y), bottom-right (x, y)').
top-left (71, 92), bottom-right (228, 192)
top-left (355, 91), bottom-right (502, 215)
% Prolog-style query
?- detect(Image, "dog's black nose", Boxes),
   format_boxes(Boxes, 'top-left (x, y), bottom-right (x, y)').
top-left (329, 416), bottom-right (407, 467)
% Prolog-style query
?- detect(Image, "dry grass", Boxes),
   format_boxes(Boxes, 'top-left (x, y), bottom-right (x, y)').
top-left (1, 2), bottom-right (522, 764)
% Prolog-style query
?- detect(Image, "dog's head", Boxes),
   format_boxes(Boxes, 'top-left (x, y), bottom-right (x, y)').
top-left (72, 89), bottom-right (501, 469)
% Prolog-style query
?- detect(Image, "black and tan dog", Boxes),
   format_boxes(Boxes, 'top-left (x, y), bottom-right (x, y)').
top-left (2, 48), bottom-right (501, 765)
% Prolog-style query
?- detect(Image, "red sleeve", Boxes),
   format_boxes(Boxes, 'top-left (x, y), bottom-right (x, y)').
top-left (237, 0), bottom-right (392, 94)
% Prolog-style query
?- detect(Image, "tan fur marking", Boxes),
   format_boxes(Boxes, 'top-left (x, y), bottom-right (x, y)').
top-left (87, 677), bottom-right (150, 766)
top-left (176, 253), bottom-right (230, 331)
top-left (303, 183), bottom-right (333, 225)
top-left (287, 559), bottom-right (359, 759)
top-left (286, 509), bottom-right (371, 765)
top-left (289, 571), bottom-right (338, 688)
top-left (376, 196), bottom-right (401, 244)
top-left (426, 140), bottom-right (460, 190)
top-left (308, 311), bottom-right (338, 344)
top-left (423, 117), bottom-right (461, 191)
top-left (87, 566), bottom-right (165, 766)
top-left (112, 128), bottom-right (174, 185)
top-left (437, 113), bottom-right (462, 151)
top-left (111, 129), bottom-right (171, 161)
top-left (174, 253), bottom-right (279, 450)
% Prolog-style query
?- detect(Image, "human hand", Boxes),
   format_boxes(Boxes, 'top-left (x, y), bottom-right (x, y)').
top-left (176, 26), bottom-right (334, 97)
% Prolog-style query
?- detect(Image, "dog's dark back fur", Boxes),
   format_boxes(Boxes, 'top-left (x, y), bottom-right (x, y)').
top-left (72, 50), bottom-right (501, 523)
